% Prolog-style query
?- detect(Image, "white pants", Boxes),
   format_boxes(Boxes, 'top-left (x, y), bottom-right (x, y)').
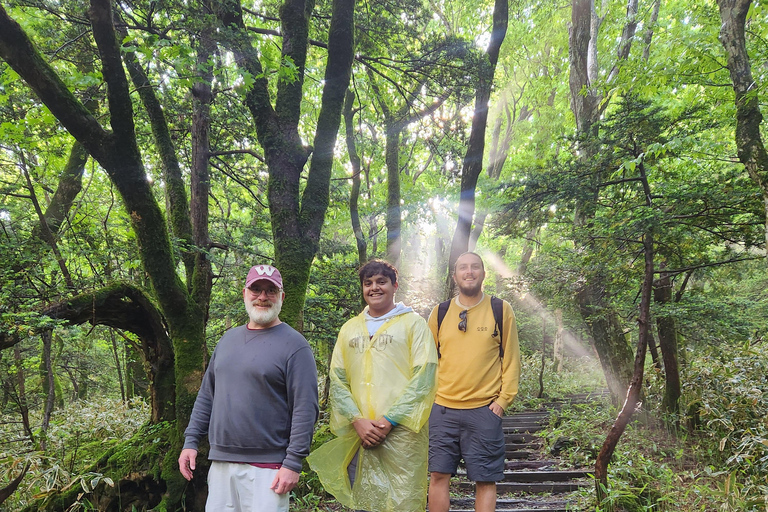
top-left (206, 461), bottom-right (289, 512)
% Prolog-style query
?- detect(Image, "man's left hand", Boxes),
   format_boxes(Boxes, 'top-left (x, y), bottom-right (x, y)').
top-left (489, 402), bottom-right (504, 418)
top-left (270, 467), bottom-right (300, 495)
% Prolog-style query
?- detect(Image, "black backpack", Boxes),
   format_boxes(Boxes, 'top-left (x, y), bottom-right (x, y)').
top-left (435, 296), bottom-right (504, 359)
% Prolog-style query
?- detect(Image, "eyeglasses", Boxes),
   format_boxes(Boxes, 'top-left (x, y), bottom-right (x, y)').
top-left (248, 286), bottom-right (280, 298)
top-left (458, 310), bottom-right (468, 332)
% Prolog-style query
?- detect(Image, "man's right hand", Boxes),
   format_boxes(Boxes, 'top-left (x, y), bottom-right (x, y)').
top-left (179, 448), bottom-right (198, 480)
top-left (352, 418), bottom-right (388, 448)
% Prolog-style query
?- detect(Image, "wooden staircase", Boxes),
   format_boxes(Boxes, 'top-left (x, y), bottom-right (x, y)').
top-left (442, 392), bottom-right (608, 512)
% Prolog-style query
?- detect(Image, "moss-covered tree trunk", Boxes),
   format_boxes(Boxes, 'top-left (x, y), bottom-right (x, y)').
top-left (216, 0), bottom-right (355, 328)
top-left (717, 0), bottom-right (768, 266)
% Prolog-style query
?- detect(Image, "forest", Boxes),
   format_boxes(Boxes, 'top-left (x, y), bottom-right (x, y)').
top-left (0, 0), bottom-right (767, 510)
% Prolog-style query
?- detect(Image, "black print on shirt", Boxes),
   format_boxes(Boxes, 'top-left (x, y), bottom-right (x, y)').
top-left (348, 332), bottom-right (394, 353)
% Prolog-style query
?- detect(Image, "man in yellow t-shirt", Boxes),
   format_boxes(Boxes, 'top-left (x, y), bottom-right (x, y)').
top-left (427, 252), bottom-right (521, 512)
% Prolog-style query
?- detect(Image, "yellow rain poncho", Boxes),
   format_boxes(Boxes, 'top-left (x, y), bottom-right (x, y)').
top-left (308, 307), bottom-right (437, 512)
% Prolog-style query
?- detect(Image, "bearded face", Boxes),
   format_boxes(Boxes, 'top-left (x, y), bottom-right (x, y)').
top-left (245, 293), bottom-right (283, 326)
top-left (453, 253), bottom-right (485, 297)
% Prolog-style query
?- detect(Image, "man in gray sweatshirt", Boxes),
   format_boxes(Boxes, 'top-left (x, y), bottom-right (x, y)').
top-left (179, 264), bottom-right (319, 512)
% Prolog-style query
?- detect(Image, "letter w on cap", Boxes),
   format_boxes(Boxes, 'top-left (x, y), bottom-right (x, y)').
top-left (256, 265), bottom-right (276, 276)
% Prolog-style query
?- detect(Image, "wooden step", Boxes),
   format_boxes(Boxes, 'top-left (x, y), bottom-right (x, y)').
top-left (459, 481), bottom-right (588, 492)
top-left (503, 424), bottom-right (546, 433)
top-left (446, 497), bottom-right (571, 511)
top-left (505, 433), bottom-right (539, 444)
top-left (457, 469), bottom-right (590, 483)
top-left (504, 460), bottom-right (558, 471)
top-left (504, 450), bottom-right (533, 459)
top-left (502, 470), bottom-right (591, 482)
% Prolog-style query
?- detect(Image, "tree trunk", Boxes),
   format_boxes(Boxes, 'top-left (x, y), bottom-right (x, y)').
top-left (594, 232), bottom-right (652, 502)
top-left (447, 0), bottom-right (508, 296)
top-left (190, 20), bottom-right (216, 319)
top-left (217, 0), bottom-right (354, 328)
top-left (13, 344), bottom-right (34, 442)
top-left (594, 157), bottom-right (655, 501)
top-left (717, 0), bottom-right (768, 265)
top-left (647, 330), bottom-right (661, 370)
top-left (654, 270), bottom-right (681, 416)
top-left (344, 89), bottom-right (368, 265)
top-left (42, 284), bottom-right (176, 422)
top-left (125, 339), bottom-right (149, 402)
top-left (122, 45), bottom-right (195, 282)
top-left (569, 0), bottom-right (638, 402)
top-left (538, 313), bottom-right (548, 398)
top-left (110, 331), bottom-right (126, 403)
top-left (554, 308), bottom-right (564, 372)
top-left (385, 122), bottom-right (403, 266)
top-left (31, 142), bottom-right (88, 242)
top-left (642, 0), bottom-right (662, 62)
top-left (517, 226), bottom-right (540, 275)
top-left (40, 329), bottom-right (56, 451)
top-left (21, 160), bottom-right (75, 289)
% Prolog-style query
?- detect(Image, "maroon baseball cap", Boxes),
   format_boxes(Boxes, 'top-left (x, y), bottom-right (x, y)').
top-left (245, 265), bottom-right (283, 289)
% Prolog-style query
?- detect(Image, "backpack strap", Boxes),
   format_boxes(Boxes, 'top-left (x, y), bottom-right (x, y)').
top-left (490, 296), bottom-right (504, 358)
top-left (436, 297), bottom-right (505, 358)
top-left (435, 299), bottom-right (451, 359)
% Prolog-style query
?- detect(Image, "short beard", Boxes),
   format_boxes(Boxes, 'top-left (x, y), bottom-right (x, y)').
top-left (245, 296), bottom-right (283, 326)
top-left (456, 281), bottom-right (483, 298)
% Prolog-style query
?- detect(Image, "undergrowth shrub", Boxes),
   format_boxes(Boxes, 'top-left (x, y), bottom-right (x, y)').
top-left (0, 398), bottom-right (148, 510)
top-left (684, 340), bottom-right (768, 511)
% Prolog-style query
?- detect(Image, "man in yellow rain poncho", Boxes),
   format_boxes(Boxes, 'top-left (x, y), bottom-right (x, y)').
top-left (308, 259), bottom-right (437, 512)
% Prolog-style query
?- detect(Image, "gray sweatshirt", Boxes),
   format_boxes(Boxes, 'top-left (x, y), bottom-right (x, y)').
top-left (183, 323), bottom-right (319, 472)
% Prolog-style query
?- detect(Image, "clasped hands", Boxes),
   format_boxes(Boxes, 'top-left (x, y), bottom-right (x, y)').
top-left (352, 417), bottom-right (393, 448)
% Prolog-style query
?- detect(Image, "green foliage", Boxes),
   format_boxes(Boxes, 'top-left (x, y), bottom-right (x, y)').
top-left (683, 341), bottom-right (768, 510)
top-left (513, 354), bottom-right (606, 411)
top-left (0, 399), bottom-right (149, 511)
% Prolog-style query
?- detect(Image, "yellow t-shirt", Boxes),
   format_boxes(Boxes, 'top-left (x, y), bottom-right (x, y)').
top-left (428, 294), bottom-right (520, 409)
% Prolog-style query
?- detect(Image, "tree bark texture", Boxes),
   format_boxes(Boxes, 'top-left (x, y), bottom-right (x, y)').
top-left (717, 0), bottom-right (768, 263)
top-left (30, 142), bottom-right (88, 242)
top-left (0, 463), bottom-right (30, 507)
top-left (190, 20), bottom-right (216, 318)
top-left (569, 0), bottom-right (597, 134)
top-left (642, 0), bottom-right (662, 61)
top-left (447, 0), bottom-right (508, 296)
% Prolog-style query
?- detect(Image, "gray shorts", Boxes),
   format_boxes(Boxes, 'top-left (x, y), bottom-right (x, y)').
top-left (428, 403), bottom-right (505, 482)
